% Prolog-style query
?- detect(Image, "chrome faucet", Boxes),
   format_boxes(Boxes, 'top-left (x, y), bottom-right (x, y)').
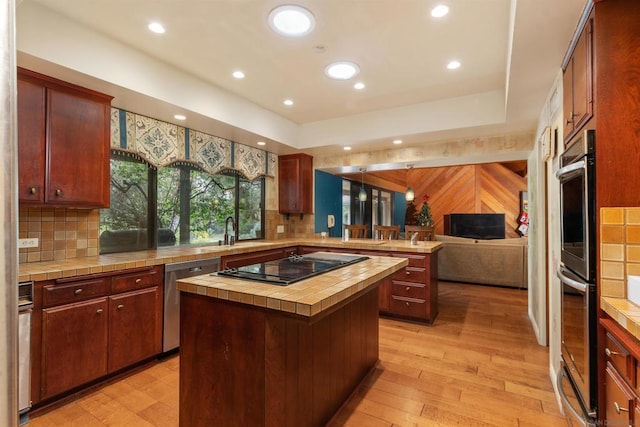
top-left (224, 216), bottom-right (236, 245)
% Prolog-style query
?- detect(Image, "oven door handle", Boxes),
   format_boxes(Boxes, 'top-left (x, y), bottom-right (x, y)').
top-left (556, 159), bottom-right (585, 180)
top-left (557, 268), bottom-right (588, 292)
top-left (557, 368), bottom-right (590, 427)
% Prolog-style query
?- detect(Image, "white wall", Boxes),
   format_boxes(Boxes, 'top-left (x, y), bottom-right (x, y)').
top-left (530, 70), bottom-right (564, 406)
top-left (1, 0), bottom-right (18, 425)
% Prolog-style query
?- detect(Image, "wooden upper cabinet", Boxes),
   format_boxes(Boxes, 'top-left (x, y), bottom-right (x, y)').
top-left (278, 153), bottom-right (313, 215)
top-left (17, 68), bottom-right (113, 208)
top-left (563, 18), bottom-right (593, 142)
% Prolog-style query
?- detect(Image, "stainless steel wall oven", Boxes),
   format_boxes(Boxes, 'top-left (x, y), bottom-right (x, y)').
top-left (556, 129), bottom-right (597, 426)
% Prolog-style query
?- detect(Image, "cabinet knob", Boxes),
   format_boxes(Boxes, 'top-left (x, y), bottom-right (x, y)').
top-left (74, 288), bottom-right (83, 295)
top-left (405, 302), bottom-right (410, 307)
top-left (614, 401), bottom-right (629, 414)
top-left (96, 308), bottom-right (103, 314)
top-left (135, 278), bottom-right (142, 283)
top-left (29, 187), bottom-right (37, 194)
top-left (605, 348), bottom-right (620, 357)
top-left (406, 286), bottom-right (411, 291)
top-left (55, 188), bottom-right (62, 196)
top-left (117, 304), bottom-right (124, 310)
top-left (406, 271), bottom-right (410, 275)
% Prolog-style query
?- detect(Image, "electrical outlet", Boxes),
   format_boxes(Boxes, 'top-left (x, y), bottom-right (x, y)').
top-left (18, 238), bottom-right (39, 248)
top-left (276, 225), bottom-right (285, 234)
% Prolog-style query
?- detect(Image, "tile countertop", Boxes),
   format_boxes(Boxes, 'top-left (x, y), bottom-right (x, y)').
top-left (18, 237), bottom-right (442, 282)
top-left (177, 254), bottom-right (408, 318)
top-left (601, 298), bottom-right (640, 340)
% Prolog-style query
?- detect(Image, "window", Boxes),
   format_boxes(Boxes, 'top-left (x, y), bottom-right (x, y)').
top-left (100, 154), bottom-right (265, 254)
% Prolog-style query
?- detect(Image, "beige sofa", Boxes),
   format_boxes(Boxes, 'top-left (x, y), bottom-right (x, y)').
top-left (435, 235), bottom-right (528, 289)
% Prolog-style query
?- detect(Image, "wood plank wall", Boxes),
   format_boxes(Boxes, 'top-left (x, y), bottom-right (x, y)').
top-left (407, 163), bottom-right (527, 238)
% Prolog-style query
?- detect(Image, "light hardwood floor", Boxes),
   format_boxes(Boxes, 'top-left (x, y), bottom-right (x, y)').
top-left (28, 282), bottom-right (566, 426)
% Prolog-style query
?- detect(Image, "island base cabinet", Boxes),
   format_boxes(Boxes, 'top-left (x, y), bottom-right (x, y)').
top-left (179, 286), bottom-right (380, 427)
top-left (41, 298), bottom-right (109, 400)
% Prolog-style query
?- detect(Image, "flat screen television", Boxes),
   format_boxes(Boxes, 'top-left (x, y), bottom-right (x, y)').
top-left (444, 213), bottom-right (506, 240)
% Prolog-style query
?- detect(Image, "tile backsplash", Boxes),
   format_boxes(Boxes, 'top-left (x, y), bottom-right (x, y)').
top-left (600, 207), bottom-right (640, 297)
top-left (19, 207), bottom-right (310, 263)
top-left (19, 208), bottom-right (100, 263)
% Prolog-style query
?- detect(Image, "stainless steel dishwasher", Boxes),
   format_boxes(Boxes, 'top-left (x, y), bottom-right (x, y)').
top-left (163, 257), bottom-right (220, 353)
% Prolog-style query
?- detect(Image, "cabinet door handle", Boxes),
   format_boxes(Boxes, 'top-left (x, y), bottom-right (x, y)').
top-left (605, 348), bottom-right (620, 357)
top-left (96, 308), bottom-right (103, 314)
top-left (135, 278), bottom-right (142, 283)
top-left (55, 188), bottom-right (62, 196)
top-left (29, 187), bottom-right (37, 194)
top-left (614, 401), bottom-right (629, 414)
top-left (75, 288), bottom-right (83, 295)
top-left (117, 304), bottom-right (124, 310)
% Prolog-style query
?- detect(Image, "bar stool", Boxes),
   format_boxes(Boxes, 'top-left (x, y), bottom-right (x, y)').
top-left (344, 224), bottom-right (367, 238)
top-left (373, 225), bottom-right (400, 240)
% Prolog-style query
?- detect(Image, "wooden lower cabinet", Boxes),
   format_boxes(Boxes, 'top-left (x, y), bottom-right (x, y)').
top-left (108, 287), bottom-right (161, 372)
top-left (299, 246), bottom-right (439, 323)
top-left (381, 253), bottom-right (438, 323)
top-left (33, 266), bottom-right (163, 405)
top-left (601, 318), bottom-right (640, 426)
top-left (41, 298), bottom-right (109, 400)
top-left (605, 364), bottom-right (634, 426)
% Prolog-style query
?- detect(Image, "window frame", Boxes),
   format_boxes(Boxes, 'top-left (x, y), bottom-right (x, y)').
top-left (100, 152), bottom-right (265, 254)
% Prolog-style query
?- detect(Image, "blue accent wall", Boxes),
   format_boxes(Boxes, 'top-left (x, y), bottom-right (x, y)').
top-left (314, 170), bottom-right (343, 237)
top-left (394, 192), bottom-right (407, 231)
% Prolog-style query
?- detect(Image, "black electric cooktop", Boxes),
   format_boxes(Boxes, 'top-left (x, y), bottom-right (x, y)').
top-left (216, 252), bottom-right (369, 285)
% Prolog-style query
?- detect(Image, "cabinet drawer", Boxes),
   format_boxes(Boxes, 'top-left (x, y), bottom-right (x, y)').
top-left (605, 333), bottom-right (633, 386)
top-left (393, 266), bottom-right (426, 283)
top-left (391, 280), bottom-right (427, 299)
top-left (43, 277), bottom-right (110, 307)
top-left (392, 253), bottom-right (426, 268)
top-left (606, 364), bottom-right (634, 426)
top-left (111, 268), bottom-right (161, 294)
top-left (389, 295), bottom-right (427, 320)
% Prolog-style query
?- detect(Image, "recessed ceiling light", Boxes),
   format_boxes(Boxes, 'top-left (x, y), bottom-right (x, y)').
top-left (148, 22), bottom-right (165, 34)
top-left (447, 60), bottom-right (461, 70)
top-left (344, 146), bottom-right (351, 151)
top-left (174, 114), bottom-right (186, 121)
top-left (325, 61), bottom-right (360, 80)
top-left (393, 139), bottom-right (403, 145)
top-left (257, 141), bottom-right (266, 146)
top-left (431, 5), bottom-right (450, 18)
top-left (283, 99), bottom-right (294, 106)
top-left (232, 70), bottom-right (245, 79)
top-left (268, 5), bottom-right (315, 37)
top-left (354, 82), bottom-right (365, 90)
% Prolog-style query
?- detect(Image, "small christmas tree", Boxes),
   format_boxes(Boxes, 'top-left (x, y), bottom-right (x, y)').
top-left (415, 194), bottom-right (433, 227)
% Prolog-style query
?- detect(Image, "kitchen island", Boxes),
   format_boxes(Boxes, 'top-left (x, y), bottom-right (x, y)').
top-left (176, 253), bottom-right (407, 427)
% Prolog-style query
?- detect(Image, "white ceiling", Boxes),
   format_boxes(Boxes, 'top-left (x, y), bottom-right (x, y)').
top-left (17, 0), bottom-right (587, 156)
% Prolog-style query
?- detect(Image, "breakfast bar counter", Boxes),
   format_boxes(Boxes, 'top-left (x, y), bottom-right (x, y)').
top-left (176, 254), bottom-right (407, 427)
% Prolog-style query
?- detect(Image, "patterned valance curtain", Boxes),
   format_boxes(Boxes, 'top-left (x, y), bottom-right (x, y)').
top-left (110, 108), bottom-right (274, 180)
